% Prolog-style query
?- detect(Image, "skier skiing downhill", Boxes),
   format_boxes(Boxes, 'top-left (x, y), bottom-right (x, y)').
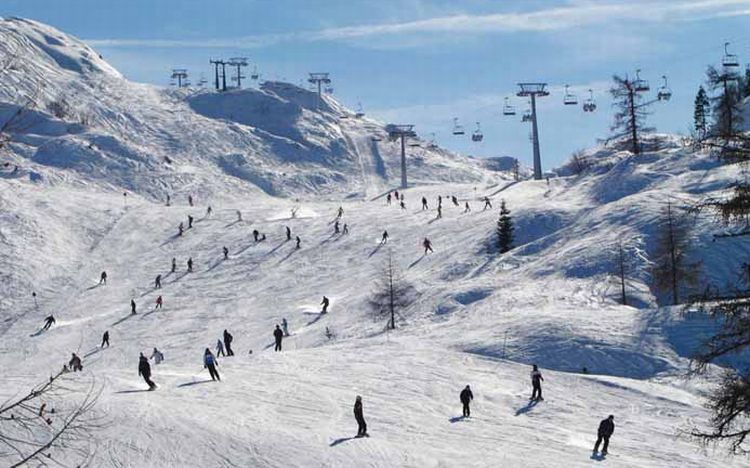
top-left (421, 197), bottom-right (429, 210)
top-left (155, 274), bottom-right (162, 289)
top-left (171, 257), bottom-right (177, 273)
top-left (343, 224), bottom-right (349, 235)
top-left (187, 257), bottom-right (193, 272)
top-left (337, 206), bottom-right (344, 219)
top-left (204, 348), bottom-right (220, 381)
top-left (130, 299), bottom-right (137, 315)
top-left (354, 396), bottom-right (368, 437)
top-left (423, 238), bottom-right (434, 254)
top-left (138, 353), bottom-right (156, 390)
top-left (223, 246), bottom-right (229, 260)
top-left (483, 196), bottom-right (492, 210)
top-left (99, 271), bottom-right (107, 285)
top-left (216, 339), bottom-right (225, 357)
top-left (178, 222), bottom-right (184, 236)
top-left (400, 200), bottom-right (406, 210)
top-left (155, 296), bottom-right (163, 309)
top-left (188, 195), bottom-right (194, 207)
top-left (464, 202), bottom-right (471, 213)
top-left (452, 195), bottom-right (459, 206)
top-left (286, 226), bottom-right (291, 241)
top-left (68, 353), bottom-right (83, 372)
top-left (282, 318), bottom-right (289, 336)
top-left (236, 210), bottom-right (242, 222)
top-left (223, 329), bottom-right (234, 356)
top-left (386, 193), bottom-right (392, 205)
top-left (253, 229), bottom-right (260, 242)
top-left (593, 415), bottom-right (615, 456)
top-left (42, 315), bottom-right (55, 331)
top-left (295, 236), bottom-right (301, 249)
top-left (150, 347), bottom-right (164, 364)
top-left (273, 325), bottom-right (284, 351)
top-left (334, 221), bottom-right (340, 234)
top-left (394, 190), bottom-right (399, 200)
top-left (530, 364), bottom-right (544, 401)
top-left (188, 215), bottom-right (194, 229)
top-left (460, 385), bottom-right (474, 417)
top-left (321, 296), bottom-right (330, 314)
top-left (206, 206), bottom-right (213, 217)
top-left (381, 230), bottom-right (389, 244)
top-left (436, 205), bottom-right (442, 219)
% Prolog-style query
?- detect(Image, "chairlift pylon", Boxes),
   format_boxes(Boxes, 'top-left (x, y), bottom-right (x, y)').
top-left (502, 97), bottom-right (516, 116)
top-left (471, 122), bottom-right (484, 142)
top-left (563, 84), bottom-right (578, 106)
top-left (452, 117), bottom-right (465, 135)
top-left (582, 89), bottom-right (597, 112)
top-left (634, 69), bottom-right (650, 92)
top-left (657, 75), bottom-right (672, 101)
top-left (723, 41), bottom-right (740, 68)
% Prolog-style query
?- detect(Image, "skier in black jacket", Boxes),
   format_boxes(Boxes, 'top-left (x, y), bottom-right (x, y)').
top-left (138, 353), bottom-right (156, 390)
top-left (42, 315), bottom-right (55, 330)
top-left (593, 415), bottom-right (615, 455)
top-left (130, 299), bottom-right (137, 315)
top-left (321, 296), bottom-right (330, 314)
top-left (273, 325), bottom-right (284, 351)
top-left (101, 330), bottom-right (110, 348)
top-left (354, 395), bottom-right (368, 437)
top-left (223, 329), bottom-right (234, 356)
top-left (286, 226), bottom-right (291, 241)
top-left (460, 385), bottom-right (474, 417)
top-left (530, 364), bottom-right (544, 401)
top-left (99, 271), bottom-right (107, 285)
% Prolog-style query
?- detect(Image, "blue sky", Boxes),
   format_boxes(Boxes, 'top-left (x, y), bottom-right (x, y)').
top-left (3, 0), bottom-right (750, 169)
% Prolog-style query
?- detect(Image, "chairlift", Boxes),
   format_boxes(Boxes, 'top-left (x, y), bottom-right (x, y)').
top-left (452, 117), bottom-right (465, 135)
top-left (355, 102), bottom-right (365, 118)
top-left (582, 89), bottom-right (597, 112)
top-left (427, 133), bottom-right (438, 149)
top-left (371, 135), bottom-right (382, 142)
top-left (657, 75), bottom-right (672, 101)
top-left (325, 86), bottom-right (334, 94)
top-left (521, 103), bottom-right (532, 123)
top-left (471, 122), bottom-right (484, 142)
top-left (408, 142), bottom-right (421, 148)
top-left (502, 97), bottom-right (516, 116)
top-left (563, 84), bottom-right (578, 106)
top-left (634, 69), bottom-right (650, 92)
top-left (251, 66), bottom-right (259, 80)
top-left (722, 41), bottom-right (740, 68)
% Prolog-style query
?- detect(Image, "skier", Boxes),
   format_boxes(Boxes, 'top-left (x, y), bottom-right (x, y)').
top-left (394, 190), bottom-right (399, 199)
top-left (460, 385), bottom-right (474, 417)
top-left (139, 352), bottom-right (156, 390)
top-left (206, 206), bottom-right (213, 217)
top-left (216, 338), bottom-right (225, 357)
top-left (166, 194), bottom-right (171, 206)
top-left (236, 210), bottom-right (242, 222)
top-left (171, 257), bottom-right (177, 273)
top-left (223, 329), bottom-right (234, 356)
top-left (286, 226), bottom-right (291, 241)
top-left (260, 233), bottom-right (266, 241)
top-left (253, 229), bottom-right (260, 242)
top-left (423, 238), bottom-right (434, 254)
top-left (155, 295), bottom-right (163, 309)
top-left (386, 193), bottom-right (392, 205)
top-left (150, 347), bottom-right (164, 364)
top-left (321, 296), bottom-right (330, 314)
top-left (295, 236), bottom-right (301, 249)
top-left (178, 222), bottom-right (184, 236)
top-left (436, 205), bottom-right (442, 219)
top-left (273, 324), bottom-right (284, 351)
top-left (188, 195), bottom-right (194, 206)
top-left (438, 195), bottom-right (443, 208)
top-left (99, 271), bottom-right (107, 285)
top-left (400, 193), bottom-right (404, 202)
top-left (101, 330), bottom-right (110, 348)
top-left (464, 202), bottom-right (471, 213)
top-left (204, 348), bottom-right (220, 381)
top-left (334, 221), bottom-right (340, 234)
top-left (188, 215), bottom-right (194, 229)
top-left (42, 315), bottom-right (55, 330)
top-left (223, 246), bottom-right (229, 260)
top-left (130, 299), bottom-right (137, 315)
top-left (421, 196), bottom-right (428, 210)
top-left (282, 318), bottom-right (289, 336)
top-left (187, 257), bottom-right (193, 272)
top-left (343, 224), bottom-right (349, 234)
top-left (381, 230), bottom-right (389, 244)
top-left (530, 364), bottom-right (544, 401)
top-left (337, 206), bottom-right (344, 219)
top-left (400, 200), bottom-right (406, 210)
top-left (483, 197), bottom-right (492, 210)
top-left (69, 353), bottom-right (83, 372)
top-left (155, 274), bottom-right (162, 289)
top-left (452, 195), bottom-right (459, 206)
top-left (354, 396), bottom-right (368, 437)
top-left (593, 415), bottom-right (615, 456)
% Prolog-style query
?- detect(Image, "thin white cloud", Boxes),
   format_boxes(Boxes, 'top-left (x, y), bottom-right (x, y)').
top-left (85, 0), bottom-right (750, 49)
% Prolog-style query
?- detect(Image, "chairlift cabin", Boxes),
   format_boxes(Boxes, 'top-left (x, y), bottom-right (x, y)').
top-left (325, 86), bottom-right (334, 94)
top-left (452, 118), bottom-right (465, 135)
top-left (657, 75), bottom-right (672, 101)
top-left (471, 122), bottom-right (484, 142)
top-left (251, 66), bottom-right (259, 80)
top-left (521, 104), bottom-right (532, 122)
top-left (634, 69), bottom-right (650, 92)
top-left (563, 85), bottom-right (578, 105)
top-left (355, 102), bottom-right (365, 118)
top-left (583, 89), bottom-right (597, 112)
top-left (502, 97), bottom-right (516, 116)
top-left (723, 42), bottom-right (740, 68)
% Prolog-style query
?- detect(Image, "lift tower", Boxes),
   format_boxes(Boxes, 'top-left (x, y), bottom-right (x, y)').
top-left (228, 57), bottom-right (248, 89)
top-left (210, 59), bottom-right (228, 91)
top-left (307, 72), bottom-right (331, 108)
top-left (517, 83), bottom-right (549, 180)
top-left (386, 124), bottom-right (417, 189)
top-left (171, 69), bottom-right (189, 88)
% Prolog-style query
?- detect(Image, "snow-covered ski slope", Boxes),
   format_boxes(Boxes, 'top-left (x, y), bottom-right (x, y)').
top-left (2, 16), bottom-right (750, 468)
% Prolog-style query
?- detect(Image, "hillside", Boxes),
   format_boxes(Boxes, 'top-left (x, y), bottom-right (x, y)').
top-left (1, 17), bottom-right (750, 468)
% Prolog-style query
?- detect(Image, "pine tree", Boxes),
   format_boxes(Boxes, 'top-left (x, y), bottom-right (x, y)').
top-left (609, 74), bottom-right (655, 155)
top-left (496, 200), bottom-right (514, 253)
top-left (650, 201), bottom-right (700, 305)
top-left (705, 65), bottom-right (743, 140)
top-left (693, 86), bottom-right (710, 139)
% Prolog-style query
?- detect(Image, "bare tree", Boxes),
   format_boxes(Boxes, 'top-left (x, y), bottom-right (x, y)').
top-left (0, 369), bottom-right (103, 467)
top-left (568, 149), bottom-right (592, 175)
top-left (651, 201), bottom-right (700, 305)
top-left (615, 242), bottom-right (629, 305)
top-left (609, 74), bottom-right (655, 155)
top-left (369, 249), bottom-right (417, 329)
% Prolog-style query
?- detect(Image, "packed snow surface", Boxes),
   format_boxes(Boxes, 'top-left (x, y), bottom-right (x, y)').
top-left (1, 16), bottom-right (749, 468)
